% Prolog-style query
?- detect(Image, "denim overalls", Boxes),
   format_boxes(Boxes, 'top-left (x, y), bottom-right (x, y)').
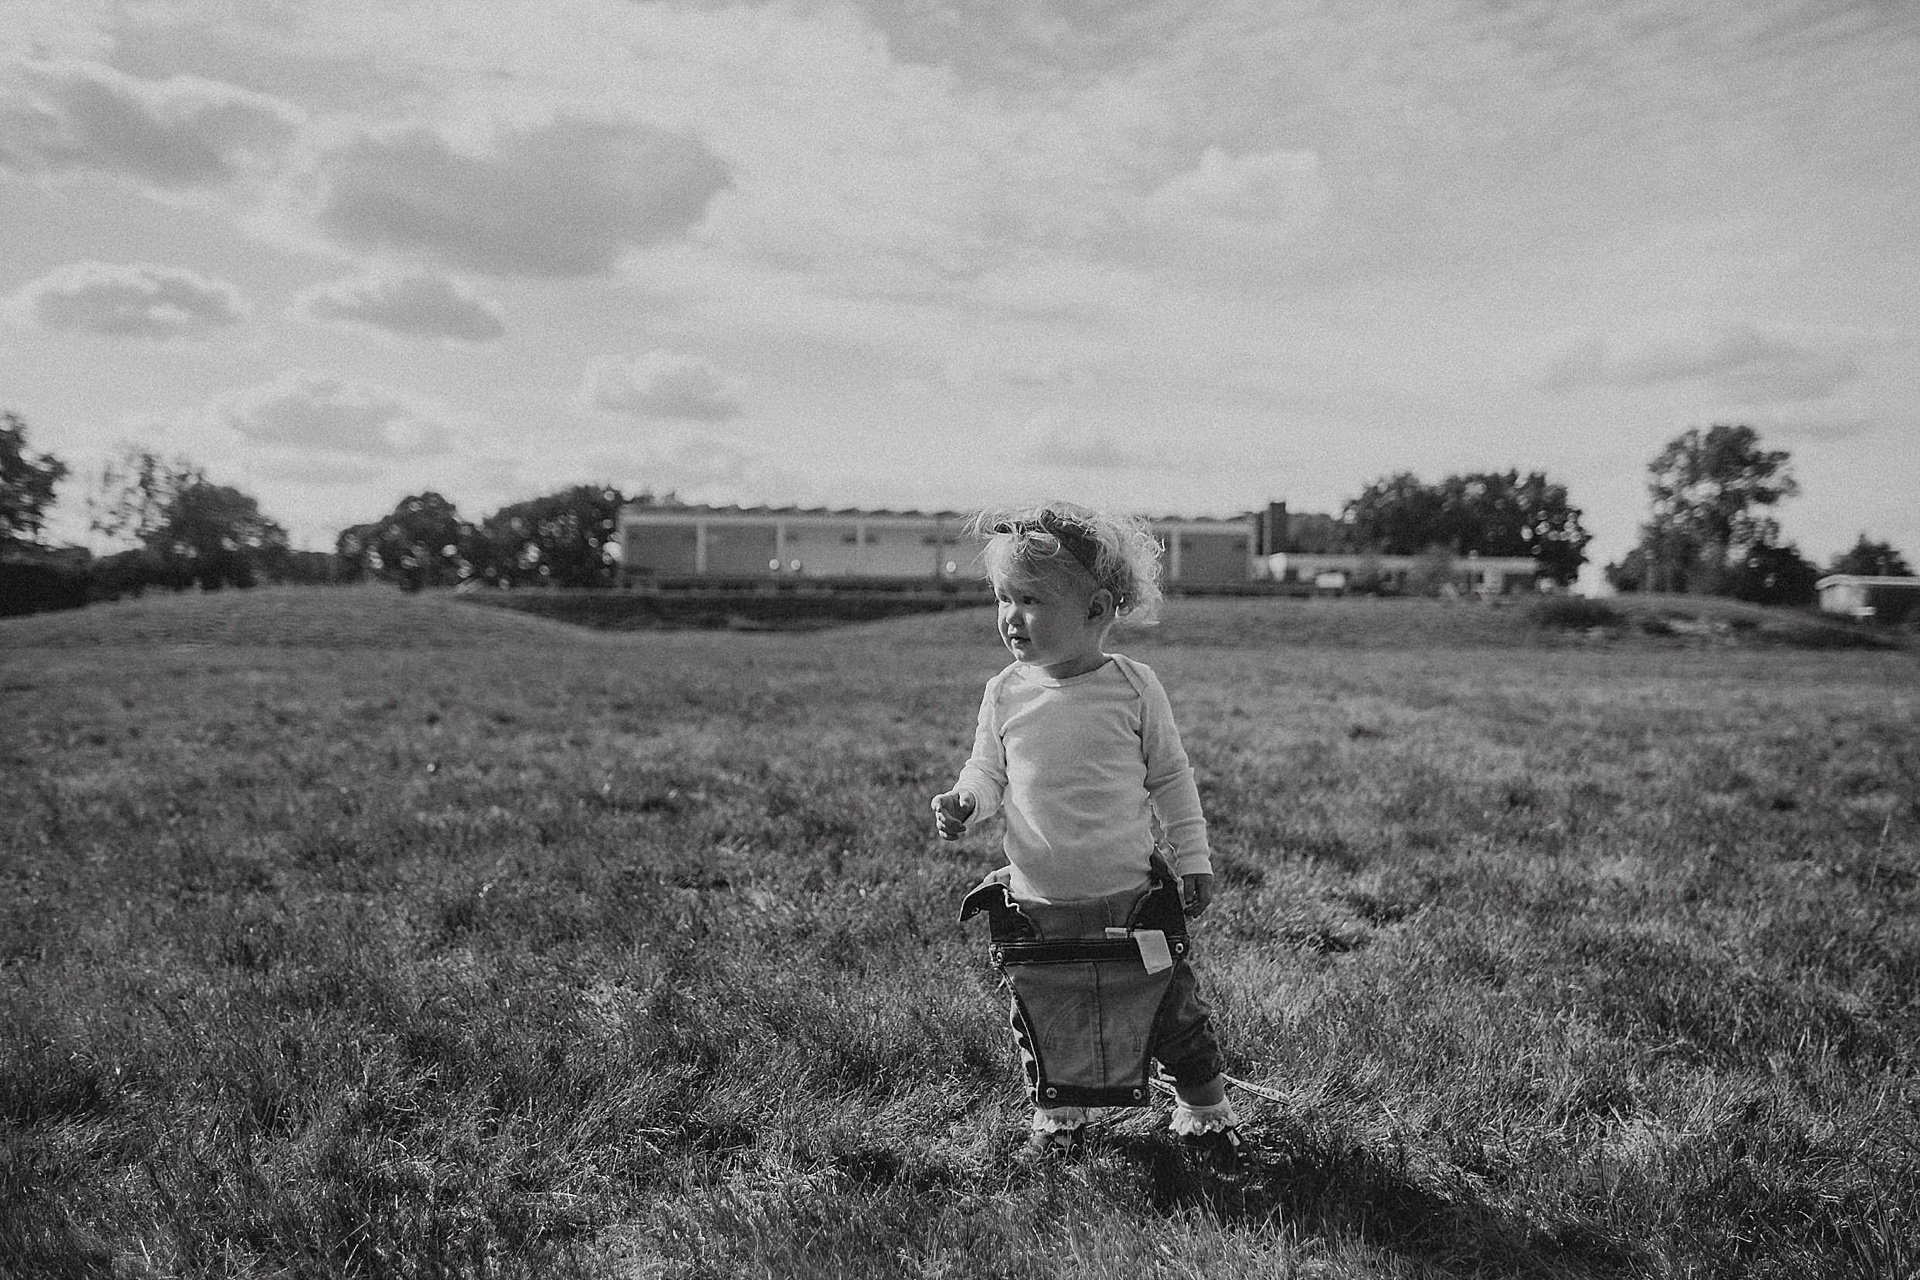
top-left (959, 856), bottom-right (1222, 1108)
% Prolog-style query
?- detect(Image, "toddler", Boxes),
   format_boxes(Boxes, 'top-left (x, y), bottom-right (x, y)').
top-left (931, 503), bottom-right (1244, 1164)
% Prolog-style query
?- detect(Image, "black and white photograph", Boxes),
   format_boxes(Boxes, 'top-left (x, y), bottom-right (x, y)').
top-left (3, 2), bottom-right (1916, 1276)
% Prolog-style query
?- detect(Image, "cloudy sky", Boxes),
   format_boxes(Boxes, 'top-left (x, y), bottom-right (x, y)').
top-left (4, 0), bottom-right (1916, 577)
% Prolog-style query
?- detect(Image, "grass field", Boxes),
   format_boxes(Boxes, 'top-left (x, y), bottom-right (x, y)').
top-left (3, 586), bottom-right (1916, 1279)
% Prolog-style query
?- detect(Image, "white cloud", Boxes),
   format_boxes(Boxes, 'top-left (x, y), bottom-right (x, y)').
top-left (1545, 322), bottom-right (1863, 403)
top-left (1140, 146), bottom-right (1327, 233)
top-left (478, 426), bottom-right (806, 511)
top-left (292, 271), bottom-right (504, 343)
top-left (965, 260), bottom-right (1159, 323)
top-left (245, 453), bottom-right (384, 486)
top-left (583, 352), bottom-right (743, 422)
top-left (599, 4), bottom-right (1137, 295)
top-left (301, 114), bottom-right (731, 277)
top-left (216, 371), bottom-right (460, 458)
top-left (941, 343), bottom-right (1074, 390)
top-left (0, 59), bottom-right (301, 188)
top-left (1721, 346), bottom-right (1864, 405)
top-left (106, 3), bottom-right (1162, 302)
top-left (1028, 423), bottom-right (1142, 471)
top-left (599, 429), bottom-right (785, 503)
top-left (8, 260), bottom-right (248, 337)
top-left (0, 6), bottom-right (114, 65)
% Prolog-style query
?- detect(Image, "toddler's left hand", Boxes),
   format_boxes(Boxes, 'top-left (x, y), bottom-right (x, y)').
top-left (1181, 873), bottom-right (1214, 918)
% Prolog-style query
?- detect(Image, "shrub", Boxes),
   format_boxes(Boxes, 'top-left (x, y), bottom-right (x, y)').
top-left (0, 560), bottom-right (89, 617)
top-left (1527, 596), bottom-right (1623, 630)
top-left (86, 549), bottom-right (192, 599)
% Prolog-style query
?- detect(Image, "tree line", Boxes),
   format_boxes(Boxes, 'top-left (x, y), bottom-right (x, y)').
top-left (1303, 426), bottom-right (1909, 604)
top-left (1, 409), bottom-right (1911, 617)
top-left (334, 486), bottom-right (640, 592)
top-left (0, 416), bottom-right (654, 613)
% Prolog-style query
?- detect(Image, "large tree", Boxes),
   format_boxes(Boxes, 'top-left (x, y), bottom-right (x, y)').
top-left (477, 484), bottom-right (626, 588)
top-left (159, 481), bottom-right (291, 588)
top-left (1631, 424), bottom-right (1797, 594)
top-left (1343, 472), bottom-right (1447, 556)
top-left (337, 492), bottom-right (476, 590)
top-left (1, 411), bottom-right (70, 550)
top-left (1827, 535), bottom-right (1913, 579)
top-left (88, 448), bottom-right (201, 549)
top-left (1343, 469), bottom-right (1591, 585)
top-left (1434, 470), bottom-right (1591, 586)
top-left (1603, 532), bottom-right (1697, 595)
top-left (89, 446), bottom-right (289, 588)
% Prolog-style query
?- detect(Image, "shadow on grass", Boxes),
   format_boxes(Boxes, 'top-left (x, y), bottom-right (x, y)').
top-left (1095, 1119), bottom-right (1649, 1280)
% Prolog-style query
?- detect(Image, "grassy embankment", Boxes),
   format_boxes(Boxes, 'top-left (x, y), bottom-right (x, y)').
top-left (2, 586), bottom-right (1916, 1278)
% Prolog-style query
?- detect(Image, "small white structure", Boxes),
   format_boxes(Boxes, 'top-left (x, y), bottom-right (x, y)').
top-left (1264, 551), bottom-right (1544, 595)
top-left (1816, 574), bottom-right (1920, 621)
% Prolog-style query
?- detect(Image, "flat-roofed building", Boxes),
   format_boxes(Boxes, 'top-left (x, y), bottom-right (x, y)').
top-left (619, 504), bottom-right (1264, 587)
top-left (621, 506), bottom-right (970, 581)
top-left (1159, 517), bottom-right (1257, 586)
top-left (1816, 574), bottom-right (1920, 622)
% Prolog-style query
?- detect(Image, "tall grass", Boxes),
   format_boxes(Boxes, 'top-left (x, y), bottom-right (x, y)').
top-left (3, 587), bottom-right (1915, 1278)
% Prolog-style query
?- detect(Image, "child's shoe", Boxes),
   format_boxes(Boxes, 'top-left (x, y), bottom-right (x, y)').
top-left (1170, 1097), bottom-right (1247, 1172)
top-left (1180, 1122), bottom-right (1248, 1173)
top-left (1017, 1105), bottom-right (1089, 1164)
top-left (1017, 1124), bottom-right (1086, 1163)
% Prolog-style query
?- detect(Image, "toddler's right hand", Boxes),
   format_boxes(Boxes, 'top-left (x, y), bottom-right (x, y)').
top-left (930, 790), bottom-right (975, 841)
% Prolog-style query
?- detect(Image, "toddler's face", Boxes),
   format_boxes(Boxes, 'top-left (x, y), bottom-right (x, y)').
top-left (992, 570), bottom-right (1107, 677)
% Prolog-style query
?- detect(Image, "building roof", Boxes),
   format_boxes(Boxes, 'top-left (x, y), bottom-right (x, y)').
top-left (1815, 574), bottom-right (1920, 589)
top-left (623, 502), bottom-right (968, 519)
top-left (619, 501), bottom-right (1256, 525)
top-left (1269, 550), bottom-right (1543, 569)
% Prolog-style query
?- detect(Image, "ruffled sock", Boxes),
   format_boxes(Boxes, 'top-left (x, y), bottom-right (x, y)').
top-left (1168, 1097), bottom-right (1239, 1136)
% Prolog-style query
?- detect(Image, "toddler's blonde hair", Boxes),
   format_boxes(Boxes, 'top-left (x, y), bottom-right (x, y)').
top-left (969, 502), bottom-right (1165, 625)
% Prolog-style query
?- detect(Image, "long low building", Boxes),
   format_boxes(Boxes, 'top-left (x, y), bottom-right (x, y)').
top-left (622, 506), bottom-right (970, 580)
top-left (619, 503), bottom-right (1263, 587)
top-left (617, 500), bottom-right (1548, 592)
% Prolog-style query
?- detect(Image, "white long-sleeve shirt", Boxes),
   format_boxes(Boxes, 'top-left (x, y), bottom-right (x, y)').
top-left (954, 652), bottom-right (1213, 902)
